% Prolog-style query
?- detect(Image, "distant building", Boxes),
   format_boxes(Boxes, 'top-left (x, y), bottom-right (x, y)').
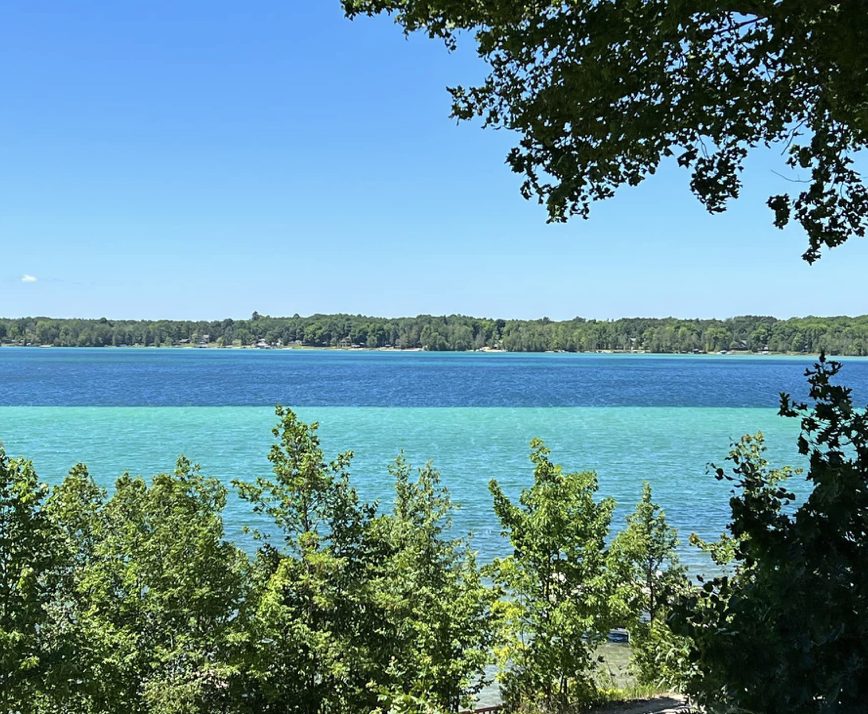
top-left (338, 336), bottom-right (352, 348)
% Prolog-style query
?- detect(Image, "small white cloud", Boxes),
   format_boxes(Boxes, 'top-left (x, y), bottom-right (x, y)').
top-left (22, 274), bottom-right (37, 283)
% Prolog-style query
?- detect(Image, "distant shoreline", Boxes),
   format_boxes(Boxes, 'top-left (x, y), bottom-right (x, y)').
top-left (0, 342), bottom-right (837, 357)
top-left (4, 313), bottom-right (866, 356)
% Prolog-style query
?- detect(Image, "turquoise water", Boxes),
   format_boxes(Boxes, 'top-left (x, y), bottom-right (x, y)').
top-left (0, 405), bottom-right (804, 570)
top-left (4, 348), bottom-right (859, 571)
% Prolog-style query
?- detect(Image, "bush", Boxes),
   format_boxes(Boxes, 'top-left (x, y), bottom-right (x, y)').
top-left (674, 355), bottom-right (868, 713)
top-left (487, 440), bottom-right (618, 712)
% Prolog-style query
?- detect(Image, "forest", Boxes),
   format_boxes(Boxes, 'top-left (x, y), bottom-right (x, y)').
top-left (3, 313), bottom-right (868, 354)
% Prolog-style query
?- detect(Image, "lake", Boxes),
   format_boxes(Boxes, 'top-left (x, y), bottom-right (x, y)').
top-left (3, 348), bottom-right (868, 570)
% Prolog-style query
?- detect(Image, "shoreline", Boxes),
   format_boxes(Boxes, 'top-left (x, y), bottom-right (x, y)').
top-left (0, 343), bottom-right (851, 357)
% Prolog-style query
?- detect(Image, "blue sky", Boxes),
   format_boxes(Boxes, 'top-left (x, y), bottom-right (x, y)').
top-left (2, 0), bottom-right (867, 321)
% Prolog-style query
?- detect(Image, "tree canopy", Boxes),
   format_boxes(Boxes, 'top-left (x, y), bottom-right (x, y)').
top-left (342, 0), bottom-right (868, 261)
top-left (487, 441), bottom-right (617, 709)
top-left (674, 355), bottom-right (868, 712)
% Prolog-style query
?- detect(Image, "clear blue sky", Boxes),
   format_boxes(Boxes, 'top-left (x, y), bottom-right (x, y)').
top-left (2, 0), bottom-right (867, 321)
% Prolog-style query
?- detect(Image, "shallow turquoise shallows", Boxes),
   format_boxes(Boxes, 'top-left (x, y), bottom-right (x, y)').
top-left (5, 349), bottom-right (860, 572)
top-left (0, 405), bottom-right (804, 571)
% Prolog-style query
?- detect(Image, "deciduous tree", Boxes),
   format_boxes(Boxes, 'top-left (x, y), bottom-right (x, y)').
top-left (487, 440), bottom-right (617, 711)
top-left (342, 0), bottom-right (868, 261)
top-left (372, 456), bottom-right (497, 712)
top-left (0, 449), bottom-right (59, 714)
top-left (675, 355), bottom-right (868, 712)
top-left (610, 483), bottom-right (692, 690)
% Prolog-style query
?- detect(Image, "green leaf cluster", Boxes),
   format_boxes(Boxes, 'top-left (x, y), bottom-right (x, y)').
top-left (342, 0), bottom-right (868, 261)
top-left (0, 411), bottom-right (703, 714)
top-left (0, 409), bottom-right (497, 714)
top-left (674, 354), bottom-right (868, 712)
top-left (610, 484), bottom-right (693, 691)
top-left (0, 451), bottom-right (57, 713)
top-left (486, 440), bottom-right (619, 711)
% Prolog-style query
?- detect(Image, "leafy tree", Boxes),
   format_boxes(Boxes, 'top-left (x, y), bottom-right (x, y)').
top-left (610, 483), bottom-right (692, 690)
top-left (487, 439), bottom-right (617, 711)
top-left (688, 432), bottom-right (797, 573)
top-left (234, 409), bottom-right (498, 714)
top-left (45, 458), bottom-right (247, 714)
top-left (613, 483), bottom-right (686, 624)
top-left (234, 328), bottom-right (251, 346)
top-left (41, 464), bottom-right (109, 713)
top-left (675, 355), bottom-right (868, 712)
top-left (233, 406), bottom-right (383, 714)
top-left (371, 456), bottom-right (497, 712)
top-left (342, 0), bottom-right (868, 261)
top-left (0, 448), bottom-right (59, 714)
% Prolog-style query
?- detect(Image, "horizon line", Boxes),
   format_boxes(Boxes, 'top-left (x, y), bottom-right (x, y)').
top-left (3, 312), bottom-right (868, 323)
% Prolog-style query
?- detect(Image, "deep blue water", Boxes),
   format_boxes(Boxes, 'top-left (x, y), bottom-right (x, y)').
top-left (2, 348), bottom-right (867, 407)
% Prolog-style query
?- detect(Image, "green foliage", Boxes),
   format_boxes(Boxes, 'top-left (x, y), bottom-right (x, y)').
top-left (234, 408), bottom-right (495, 713)
top-left (342, 0), bottom-right (868, 261)
top-left (2, 408), bottom-right (499, 714)
top-left (487, 440), bottom-right (617, 712)
top-left (233, 406), bottom-right (383, 713)
top-left (6, 313), bottom-right (868, 355)
top-left (7, 360), bottom-right (868, 713)
top-left (610, 483), bottom-right (693, 691)
top-left (41, 463), bottom-right (110, 713)
top-left (371, 456), bottom-right (497, 712)
top-left (675, 355), bottom-right (868, 713)
top-left (0, 447), bottom-right (58, 714)
top-left (688, 432), bottom-right (798, 572)
top-left (625, 620), bottom-right (694, 697)
top-left (371, 688), bottom-right (450, 714)
top-left (44, 458), bottom-right (248, 714)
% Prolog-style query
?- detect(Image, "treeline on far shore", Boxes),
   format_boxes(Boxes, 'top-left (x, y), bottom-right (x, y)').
top-left (3, 312), bottom-right (868, 354)
top-left (2, 357), bottom-right (867, 714)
